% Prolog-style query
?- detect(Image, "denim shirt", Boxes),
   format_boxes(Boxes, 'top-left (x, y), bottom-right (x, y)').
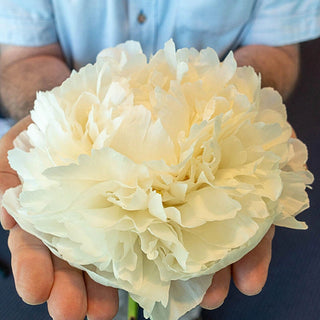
top-left (0, 0), bottom-right (319, 69)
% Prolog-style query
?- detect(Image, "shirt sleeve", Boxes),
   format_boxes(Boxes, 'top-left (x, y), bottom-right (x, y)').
top-left (0, 0), bottom-right (57, 46)
top-left (241, 0), bottom-right (320, 46)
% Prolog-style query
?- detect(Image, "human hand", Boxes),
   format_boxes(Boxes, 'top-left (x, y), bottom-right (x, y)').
top-left (0, 117), bottom-right (119, 320)
top-left (200, 225), bottom-right (275, 309)
top-left (200, 127), bottom-right (301, 310)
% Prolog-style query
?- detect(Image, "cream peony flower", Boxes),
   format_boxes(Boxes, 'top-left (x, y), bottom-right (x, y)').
top-left (3, 40), bottom-right (313, 320)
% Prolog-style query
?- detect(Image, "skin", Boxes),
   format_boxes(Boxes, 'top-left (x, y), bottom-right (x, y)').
top-left (0, 42), bottom-right (299, 319)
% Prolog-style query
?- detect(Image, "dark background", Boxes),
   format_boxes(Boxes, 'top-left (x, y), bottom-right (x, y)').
top-left (1, 37), bottom-right (319, 320)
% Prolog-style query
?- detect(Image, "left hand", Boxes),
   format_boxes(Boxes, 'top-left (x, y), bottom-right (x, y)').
top-left (200, 225), bottom-right (275, 309)
top-left (200, 122), bottom-right (298, 310)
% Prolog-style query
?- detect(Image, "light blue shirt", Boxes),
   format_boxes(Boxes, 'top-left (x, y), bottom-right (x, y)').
top-left (0, 0), bottom-right (319, 70)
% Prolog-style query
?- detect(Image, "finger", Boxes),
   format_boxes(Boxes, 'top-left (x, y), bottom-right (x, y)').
top-left (232, 225), bottom-right (275, 296)
top-left (1, 205), bottom-right (17, 230)
top-left (0, 156), bottom-right (20, 230)
top-left (0, 171), bottom-right (20, 230)
top-left (85, 273), bottom-right (119, 320)
top-left (0, 116), bottom-right (32, 174)
top-left (47, 255), bottom-right (87, 320)
top-left (8, 224), bottom-right (54, 304)
top-left (0, 116), bottom-right (32, 230)
top-left (200, 265), bottom-right (231, 310)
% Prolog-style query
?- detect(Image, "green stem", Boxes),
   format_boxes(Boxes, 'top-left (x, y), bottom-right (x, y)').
top-left (128, 295), bottom-right (139, 320)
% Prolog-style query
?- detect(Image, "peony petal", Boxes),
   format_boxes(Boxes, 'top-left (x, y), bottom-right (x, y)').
top-left (148, 274), bottom-right (212, 320)
top-left (285, 138), bottom-right (310, 171)
top-left (177, 187), bottom-right (241, 227)
top-left (189, 213), bottom-right (259, 249)
top-left (237, 194), bottom-right (269, 219)
top-left (274, 216), bottom-right (308, 230)
top-left (97, 40), bottom-right (146, 74)
top-left (110, 105), bottom-right (177, 164)
top-left (148, 191), bottom-right (167, 221)
top-left (8, 147), bottom-right (54, 189)
top-left (153, 84), bottom-right (191, 143)
top-left (277, 171), bottom-right (313, 218)
top-left (44, 147), bottom-right (150, 186)
top-left (231, 66), bottom-right (260, 102)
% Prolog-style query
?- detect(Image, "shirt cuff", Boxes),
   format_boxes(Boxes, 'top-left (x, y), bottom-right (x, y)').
top-left (242, 11), bottom-right (320, 47)
top-left (0, 15), bottom-right (57, 46)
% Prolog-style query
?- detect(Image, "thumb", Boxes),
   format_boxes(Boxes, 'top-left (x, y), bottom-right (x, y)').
top-left (0, 116), bottom-right (32, 230)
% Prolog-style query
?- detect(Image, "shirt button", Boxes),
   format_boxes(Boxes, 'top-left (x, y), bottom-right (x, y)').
top-left (137, 11), bottom-right (147, 24)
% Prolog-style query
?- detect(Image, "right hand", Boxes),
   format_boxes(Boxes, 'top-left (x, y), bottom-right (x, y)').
top-left (0, 117), bottom-right (119, 320)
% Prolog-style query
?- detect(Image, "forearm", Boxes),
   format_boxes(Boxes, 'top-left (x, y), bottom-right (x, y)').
top-left (234, 44), bottom-right (300, 100)
top-left (0, 55), bottom-right (70, 120)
